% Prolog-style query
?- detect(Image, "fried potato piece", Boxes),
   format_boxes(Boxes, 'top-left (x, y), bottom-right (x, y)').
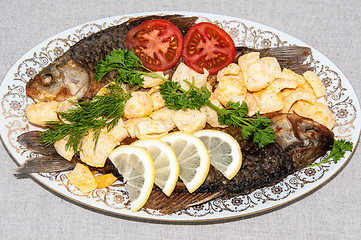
top-left (201, 94), bottom-right (227, 128)
top-left (142, 72), bottom-right (168, 88)
top-left (260, 57), bottom-right (282, 81)
top-left (172, 62), bottom-right (209, 91)
top-left (303, 71), bottom-right (326, 98)
top-left (95, 173), bottom-right (118, 189)
top-left (66, 163), bottom-right (97, 194)
top-left (104, 118), bottom-right (129, 142)
top-left (278, 88), bottom-right (293, 99)
top-left (134, 119), bottom-right (168, 138)
top-left (238, 52), bottom-right (279, 92)
top-left (267, 78), bottom-right (299, 94)
top-left (214, 76), bottom-right (247, 106)
top-left (281, 91), bottom-right (317, 113)
top-left (254, 89), bottom-right (284, 114)
top-left (57, 97), bottom-right (78, 123)
top-left (292, 101), bottom-right (335, 129)
top-left (53, 136), bottom-right (74, 161)
top-left (150, 90), bottom-right (165, 111)
top-left (149, 107), bottom-right (176, 131)
top-left (296, 81), bottom-right (314, 94)
top-left (124, 117), bottom-right (152, 138)
top-left (281, 68), bottom-right (306, 85)
top-left (172, 109), bottom-right (207, 133)
top-left (124, 92), bottom-right (153, 118)
top-left (79, 131), bottom-right (119, 167)
top-left (26, 101), bottom-right (59, 127)
top-left (244, 92), bottom-right (259, 116)
top-left (217, 63), bottom-right (241, 77)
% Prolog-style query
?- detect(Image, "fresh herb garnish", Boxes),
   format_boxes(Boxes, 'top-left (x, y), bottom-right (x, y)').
top-left (159, 80), bottom-right (211, 111)
top-left (95, 49), bottom-right (167, 88)
top-left (91, 48), bottom-right (275, 149)
top-left (208, 101), bottom-right (275, 148)
top-left (40, 83), bottom-right (131, 153)
top-left (308, 139), bottom-right (353, 167)
top-left (159, 78), bottom-right (275, 148)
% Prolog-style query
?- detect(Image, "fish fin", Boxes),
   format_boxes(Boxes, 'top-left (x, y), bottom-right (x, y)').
top-left (13, 155), bottom-right (76, 176)
top-left (143, 189), bottom-right (224, 214)
top-left (235, 46), bottom-right (312, 74)
top-left (127, 15), bottom-right (198, 36)
top-left (17, 131), bottom-right (59, 156)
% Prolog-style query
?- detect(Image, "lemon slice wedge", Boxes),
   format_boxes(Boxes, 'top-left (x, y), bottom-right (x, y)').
top-left (108, 145), bottom-right (155, 212)
top-left (160, 132), bottom-right (210, 193)
top-left (132, 139), bottom-right (179, 196)
top-left (194, 130), bottom-right (242, 180)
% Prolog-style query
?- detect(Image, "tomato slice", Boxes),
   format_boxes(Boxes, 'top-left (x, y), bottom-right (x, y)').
top-left (126, 19), bottom-right (184, 71)
top-left (182, 22), bottom-right (235, 74)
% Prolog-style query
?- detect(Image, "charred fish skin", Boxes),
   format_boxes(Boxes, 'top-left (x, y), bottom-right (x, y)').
top-left (144, 114), bottom-right (334, 214)
top-left (26, 15), bottom-right (198, 102)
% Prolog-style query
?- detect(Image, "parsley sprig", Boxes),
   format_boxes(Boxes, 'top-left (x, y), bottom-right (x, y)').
top-left (159, 80), bottom-right (211, 111)
top-left (159, 79), bottom-right (275, 148)
top-left (95, 49), bottom-right (168, 88)
top-left (211, 102), bottom-right (275, 148)
top-left (308, 139), bottom-right (353, 167)
top-left (40, 83), bottom-right (131, 153)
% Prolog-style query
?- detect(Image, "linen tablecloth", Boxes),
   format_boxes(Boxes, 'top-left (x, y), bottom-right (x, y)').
top-left (1, 1), bottom-right (360, 239)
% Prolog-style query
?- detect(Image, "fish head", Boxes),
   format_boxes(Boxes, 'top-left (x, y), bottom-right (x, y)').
top-left (269, 113), bottom-right (334, 169)
top-left (26, 59), bottom-right (90, 102)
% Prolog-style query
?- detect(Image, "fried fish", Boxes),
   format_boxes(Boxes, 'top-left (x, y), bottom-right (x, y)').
top-left (26, 15), bottom-right (312, 103)
top-left (16, 113), bottom-right (334, 213)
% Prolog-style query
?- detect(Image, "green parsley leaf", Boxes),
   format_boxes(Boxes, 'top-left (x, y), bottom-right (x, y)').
top-left (159, 80), bottom-right (275, 148)
top-left (95, 49), bottom-right (144, 88)
top-left (308, 139), bottom-right (354, 167)
top-left (159, 80), bottom-right (211, 111)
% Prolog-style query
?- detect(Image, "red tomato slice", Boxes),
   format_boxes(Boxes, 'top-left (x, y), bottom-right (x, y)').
top-left (126, 19), bottom-right (184, 71)
top-left (182, 22), bottom-right (235, 75)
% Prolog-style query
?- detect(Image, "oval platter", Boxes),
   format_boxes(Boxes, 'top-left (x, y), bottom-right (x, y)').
top-left (1, 11), bottom-right (360, 223)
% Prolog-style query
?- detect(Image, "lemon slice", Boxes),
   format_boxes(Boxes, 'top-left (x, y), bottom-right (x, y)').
top-left (108, 145), bottom-right (155, 212)
top-left (194, 130), bottom-right (242, 180)
top-left (132, 139), bottom-right (179, 196)
top-left (160, 132), bottom-right (210, 193)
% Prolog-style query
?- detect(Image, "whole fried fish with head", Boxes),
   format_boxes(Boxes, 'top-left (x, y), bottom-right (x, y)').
top-left (144, 113), bottom-right (334, 214)
top-left (27, 13), bottom-right (313, 102)
top-left (15, 113), bottom-right (334, 213)
top-left (26, 15), bottom-right (198, 102)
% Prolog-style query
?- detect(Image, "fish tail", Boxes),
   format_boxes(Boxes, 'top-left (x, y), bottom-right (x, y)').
top-left (13, 155), bottom-right (76, 176)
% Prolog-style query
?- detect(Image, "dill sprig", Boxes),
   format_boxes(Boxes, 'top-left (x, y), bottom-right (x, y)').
top-left (40, 83), bottom-right (131, 153)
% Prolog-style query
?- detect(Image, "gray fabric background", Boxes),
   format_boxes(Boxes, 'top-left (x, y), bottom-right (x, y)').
top-left (1, 0), bottom-right (360, 239)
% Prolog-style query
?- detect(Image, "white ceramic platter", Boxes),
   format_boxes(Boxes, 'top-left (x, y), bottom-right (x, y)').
top-left (1, 11), bottom-right (360, 223)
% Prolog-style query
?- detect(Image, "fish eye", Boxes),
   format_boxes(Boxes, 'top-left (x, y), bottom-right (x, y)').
top-left (305, 129), bottom-right (317, 138)
top-left (41, 74), bottom-right (53, 85)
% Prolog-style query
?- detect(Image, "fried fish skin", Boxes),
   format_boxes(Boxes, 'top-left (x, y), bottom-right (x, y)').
top-left (26, 15), bottom-right (198, 102)
top-left (144, 113), bottom-right (334, 213)
top-left (17, 113), bottom-right (334, 213)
